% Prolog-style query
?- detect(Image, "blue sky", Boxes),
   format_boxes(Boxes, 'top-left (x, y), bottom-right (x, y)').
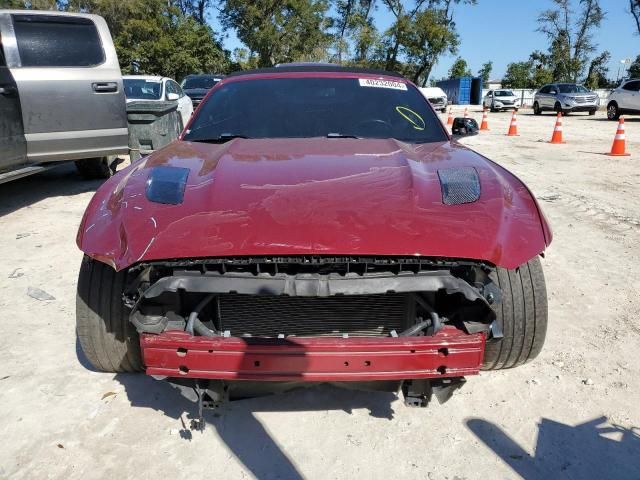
top-left (210, 0), bottom-right (638, 81)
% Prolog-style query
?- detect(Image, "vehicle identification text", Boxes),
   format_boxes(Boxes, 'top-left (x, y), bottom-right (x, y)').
top-left (358, 79), bottom-right (407, 91)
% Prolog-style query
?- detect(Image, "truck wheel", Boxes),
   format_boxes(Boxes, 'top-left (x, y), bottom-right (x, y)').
top-left (482, 256), bottom-right (548, 370)
top-left (75, 156), bottom-right (115, 180)
top-left (76, 256), bottom-right (142, 373)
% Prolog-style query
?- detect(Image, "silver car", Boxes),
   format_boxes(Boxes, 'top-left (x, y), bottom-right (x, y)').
top-left (0, 10), bottom-right (127, 183)
top-left (533, 83), bottom-right (599, 116)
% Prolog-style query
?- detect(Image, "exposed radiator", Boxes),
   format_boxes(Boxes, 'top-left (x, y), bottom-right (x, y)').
top-left (217, 293), bottom-right (410, 337)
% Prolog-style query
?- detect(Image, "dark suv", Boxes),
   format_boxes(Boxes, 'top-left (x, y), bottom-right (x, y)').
top-left (180, 74), bottom-right (224, 109)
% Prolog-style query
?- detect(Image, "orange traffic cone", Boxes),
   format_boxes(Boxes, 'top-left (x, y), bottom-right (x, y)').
top-left (607, 117), bottom-right (630, 156)
top-left (506, 110), bottom-right (519, 136)
top-left (446, 108), bottom-right (453, 126)
top-left (480, 108), bottom-right (489, 131)
top-left (549, 112), bottom-right (565, 144)
top-left (464, 107), bottom-right (469, 118)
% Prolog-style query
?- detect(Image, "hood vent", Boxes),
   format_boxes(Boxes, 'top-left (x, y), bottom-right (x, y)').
top-left (146, 166), bottom-right (189, 205)
top-left (437, 167), bottom-right (481, 205)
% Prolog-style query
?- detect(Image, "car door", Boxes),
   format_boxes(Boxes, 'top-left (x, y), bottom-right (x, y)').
top-left (166, 79), bottom-right (192, 129)
top-left (5, 12), bottom-right (127, 164)
top-left (484, 90), bottom-right (492, 107)
top-left (0, 25), bottom-right (26, 172)
top-left (537, 85), bottom-right (550, 109)
top-left (622, 80), bottom-right (640, 111)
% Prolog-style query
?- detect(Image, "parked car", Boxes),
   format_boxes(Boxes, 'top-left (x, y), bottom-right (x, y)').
top-left (419, 86), bottom-right (448, 112)
top-left (483, 89), bottom-right (520, 111)
top-left (533, 83), bottom-right (599, 115)
top-left (180, 74), bottom-right (224, 109)
top-left (76, 64), bottom-right (551, 419)
top-left (0, 10), bottom-right (127, 183)
top-left (606, 78), bottom-right (640, 120)
top-left (123, 75), bottom-right (193, 129)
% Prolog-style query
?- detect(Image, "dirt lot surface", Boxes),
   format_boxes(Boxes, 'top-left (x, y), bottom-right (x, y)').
top-left (1, 108), bottom-right (639, 479)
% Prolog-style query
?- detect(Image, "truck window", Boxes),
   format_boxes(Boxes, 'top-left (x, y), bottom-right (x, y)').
top-left (12, 14), bottom-right (104, 67)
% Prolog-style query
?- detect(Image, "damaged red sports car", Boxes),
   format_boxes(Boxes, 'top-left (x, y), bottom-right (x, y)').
top-left (76, 65), bottom-right (551, 419)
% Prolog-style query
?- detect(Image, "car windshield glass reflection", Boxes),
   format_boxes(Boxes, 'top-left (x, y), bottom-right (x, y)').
top-left (183, 77), bottom-right (447, 144)
top-left (557, 84), bottom-right (589, 93)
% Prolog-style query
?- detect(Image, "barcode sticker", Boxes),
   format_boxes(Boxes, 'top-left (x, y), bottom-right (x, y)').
top-left (358, 78), bottom-right (407, 91)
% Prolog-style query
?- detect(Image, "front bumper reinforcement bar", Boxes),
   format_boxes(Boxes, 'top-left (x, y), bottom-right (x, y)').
top-left (141, 327), bottom-right (486, 382)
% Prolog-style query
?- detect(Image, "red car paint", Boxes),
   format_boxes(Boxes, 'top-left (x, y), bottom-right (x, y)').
top-left (141, 327), bottom-right (485, 382)
top-left (77, 136), bottom-right (550, 271)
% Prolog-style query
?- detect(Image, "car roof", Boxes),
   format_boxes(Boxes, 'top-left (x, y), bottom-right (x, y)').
top-left (226, 64), bottom-right (404, 80)
top-left (185, 74), bottom-right (225, 78)
top-left (123, 75), bottom-right (165, 82)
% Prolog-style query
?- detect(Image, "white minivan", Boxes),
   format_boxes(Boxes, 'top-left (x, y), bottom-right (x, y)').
top-left (419, 87), bottom-right (448, 112)
top-left (0, 10), bottom-right (128, 183)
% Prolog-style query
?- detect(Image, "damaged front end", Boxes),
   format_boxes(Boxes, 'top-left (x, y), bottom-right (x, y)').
top-left (124, 256), bottom-right (501, 423)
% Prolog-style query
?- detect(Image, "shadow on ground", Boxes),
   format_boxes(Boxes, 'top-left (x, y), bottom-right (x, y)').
top-left (467, 416), bottom-right (640, 479)
top-left (113, 373), bottom-right (397, 479)
top-left (0, 163), bottom-right (102, 217)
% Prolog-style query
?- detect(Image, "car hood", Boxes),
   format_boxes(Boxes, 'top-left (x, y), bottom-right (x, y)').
top-left (78, 138), bottom-right (551, 271)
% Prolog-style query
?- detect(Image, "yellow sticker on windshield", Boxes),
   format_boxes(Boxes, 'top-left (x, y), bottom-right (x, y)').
top-left (396, 106), bottom-right (426, 131)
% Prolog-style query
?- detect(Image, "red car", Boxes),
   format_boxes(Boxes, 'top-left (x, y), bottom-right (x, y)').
top-left (76, 65), bottom-right (551, 421)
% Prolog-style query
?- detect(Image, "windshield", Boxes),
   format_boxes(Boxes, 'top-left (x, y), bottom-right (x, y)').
top-left (123, 79), bottom-right (162, 100)
top-left (495, 90), bottom-right (514, 97)
top-left (183, 77), bottom-right (447, 144)
top-left (557, 84), bottom-right (589, 93)
top-left (182, 76), bottom-right (219, 90)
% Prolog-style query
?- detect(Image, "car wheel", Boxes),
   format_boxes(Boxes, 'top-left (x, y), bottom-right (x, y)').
top-left (482, 256), bottom-right (548, 370)
top-left (533, 102), bottom-right (541, 115)
top-left (588, 109), bottom-right (596, 116)
top-left (607, 102), bottom-right (620, 120)
top-left (76, 256), bottom-right (143, 373)
top-left (75, 156), bottom-right (115, 180)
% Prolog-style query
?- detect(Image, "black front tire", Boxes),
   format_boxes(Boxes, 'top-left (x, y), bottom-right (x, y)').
top-left (76, 256), bottom-right (142, 373)
top-left (533, 102), bottom-right (541, 115)
top-left (482, 257), bottom-right (548, 370)
top-left (75, 156), bottom-right (115, 180)
top-left (588, 109), bottom-right (596, 116)
top-left (607, 102), bottom-right (620, 120)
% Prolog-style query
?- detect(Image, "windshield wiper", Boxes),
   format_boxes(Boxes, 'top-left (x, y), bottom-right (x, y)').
top-left (326, 133), bottom-right (360, 139)
top-left (192, 133), bottom-right (250, 143)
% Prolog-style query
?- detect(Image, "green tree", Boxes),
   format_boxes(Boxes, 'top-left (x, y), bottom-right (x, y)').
top-left (448, 56), bottom-right (471, 78)
top-left (477, 61), bottom-right (492, 82)
top-left (220, 0), bottom-right (332, 68)
top-left (628, 55), bottom-right (640, 78)
top-left (584, 50), bottom-right (610, 88)
top-left (379, 0), bottom-right (474, 82)
top-left (631, 0), bottom-right (640, 35)
top-left (502, 61), bottom-right (533, 88)
top-left (402, 6), bottom-right (459, 85)
top-left (537, 0), bottom-right (605, 82)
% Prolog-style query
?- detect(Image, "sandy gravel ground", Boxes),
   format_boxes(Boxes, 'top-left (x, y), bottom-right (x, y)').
top-left (0, 108), bottom-right (639, 480)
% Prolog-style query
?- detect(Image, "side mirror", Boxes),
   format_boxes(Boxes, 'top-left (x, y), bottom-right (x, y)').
top-left (167, 92), bottom-right (180, 101)
top-left (452, 117), bottom-right (479, 136)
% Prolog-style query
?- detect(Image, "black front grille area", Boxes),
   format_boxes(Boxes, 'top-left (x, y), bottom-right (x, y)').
top-left (217, 293), bottom-right (410, 337)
